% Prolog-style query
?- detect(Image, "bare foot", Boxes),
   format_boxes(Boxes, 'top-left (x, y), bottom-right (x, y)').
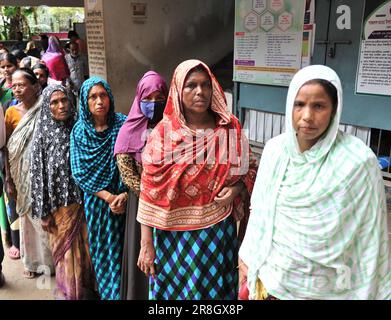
top-left (22, 270), bottom-right (37, 279)
top-left (8, 246), bottom-right (20, 260)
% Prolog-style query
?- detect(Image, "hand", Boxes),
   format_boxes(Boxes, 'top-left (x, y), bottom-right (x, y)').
top-left (109, 193), bottom-right (127, 215)
top-left (6, 179), bottom-right (17, 200)
top-left (137, 241), bottom-right (156, 278)
top-left (238, 257), bottom-right (248, 286)
top-left (238, 258), bottom-right (249, 300)
top-left (104, 193), bottom-right (116, 204)
top-left (41, 215), bottom-right (56, 234)
top-left (110, 193), bottom-right (127, 207)
top-left (214, 183), bottom-right (243, 208)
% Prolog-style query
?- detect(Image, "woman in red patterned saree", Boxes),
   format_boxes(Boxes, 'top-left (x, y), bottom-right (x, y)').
top-left (136, 59), bottom-right (258, 300)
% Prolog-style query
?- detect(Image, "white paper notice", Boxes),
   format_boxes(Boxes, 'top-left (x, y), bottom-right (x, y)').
top-left (356, 0), bottom-right (391, 96)
top-left (234, 0), bottom-right (306, 86)
top-left (85, 0), bottom-right (107, 80)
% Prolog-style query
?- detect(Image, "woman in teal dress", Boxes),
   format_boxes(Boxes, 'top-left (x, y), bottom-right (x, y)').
top-left (70, 77), bottom-right (127, 300)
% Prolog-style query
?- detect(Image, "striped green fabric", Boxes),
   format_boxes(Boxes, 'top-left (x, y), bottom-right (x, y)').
top-left (239, 65), bottom-right (391, 300)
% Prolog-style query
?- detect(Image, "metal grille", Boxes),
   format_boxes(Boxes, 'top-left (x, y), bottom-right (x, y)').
top-left (243, 109), bottom-right (391, 186)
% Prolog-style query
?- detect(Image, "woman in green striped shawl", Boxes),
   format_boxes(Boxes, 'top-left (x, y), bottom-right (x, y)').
top-left (239, 65), bottom-right (390, 300)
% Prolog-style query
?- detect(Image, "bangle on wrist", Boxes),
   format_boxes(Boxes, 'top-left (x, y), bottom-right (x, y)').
top-left (105, 193), bottom-right (111, 202)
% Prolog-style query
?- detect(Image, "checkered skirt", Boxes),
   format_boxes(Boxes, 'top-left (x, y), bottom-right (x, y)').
top-left (84, 194), bottom-right (125, 300)
top-left (150, 215), bottom-right (238, 300)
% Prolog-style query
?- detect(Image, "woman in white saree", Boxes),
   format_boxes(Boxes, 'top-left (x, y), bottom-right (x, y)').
top-left (7, 68), bottom-right (53, 278)
top-left (239, 65), bottom-right (390, 300)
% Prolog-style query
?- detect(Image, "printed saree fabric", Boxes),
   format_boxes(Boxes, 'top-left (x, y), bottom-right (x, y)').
top-left (8, 96), bottom-right (42, 218)
top-left (137, 59), bottom-right (257, 231)
top-left (49, 203), bottom-right (95, 300)
top-left (31, 84), bottom-right (82, 219)
top-left (239, 65), bottom-right (391, 299)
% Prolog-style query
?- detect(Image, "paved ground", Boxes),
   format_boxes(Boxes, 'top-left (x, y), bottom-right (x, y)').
top-left (0, 240), bottom-right (55, 300)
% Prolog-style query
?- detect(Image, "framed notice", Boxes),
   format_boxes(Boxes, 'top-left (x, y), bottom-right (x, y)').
top-left (233, 0), bottom-right (306, 86)
top-left (131, 2), bottom-right (147, 21)
top-left (356, 0), bottom-right (391, 96)
top-left (85, 0), bottom-right (107, 79)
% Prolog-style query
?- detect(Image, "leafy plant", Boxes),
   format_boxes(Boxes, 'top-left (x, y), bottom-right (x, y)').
top-left (0, 6), bottom-right (37, 40)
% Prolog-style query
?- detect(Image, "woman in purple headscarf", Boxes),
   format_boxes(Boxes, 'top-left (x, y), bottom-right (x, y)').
top-left (114, 71), bottom-right (168, 300)
top-left (41, 36), bottom-right (70, 84)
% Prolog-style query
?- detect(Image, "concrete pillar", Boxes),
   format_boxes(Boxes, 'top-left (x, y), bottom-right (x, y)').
top-left (84, 0), bottom-right (234, 114)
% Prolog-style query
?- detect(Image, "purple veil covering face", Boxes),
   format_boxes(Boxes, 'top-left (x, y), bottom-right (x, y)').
top-left (114, 71), bottom-right (168, 162)
top-left (42, 36), bottom-right (63, 62)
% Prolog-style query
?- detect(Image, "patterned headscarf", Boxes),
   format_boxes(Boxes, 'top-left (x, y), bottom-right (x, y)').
top-left (163, 59), bottom-right (231, 132)
top-left (31, 84), bottom-right (82, 219)
top-left (70, 77), bottom-right (126, 194)
top-left (137, 60), bottom-right (257, 231)
top-left (113, 71), bottom-right (168, 162)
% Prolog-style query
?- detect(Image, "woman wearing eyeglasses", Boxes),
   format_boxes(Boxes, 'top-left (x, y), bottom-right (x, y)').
top-left (70, 77), bottom-right (127, 300)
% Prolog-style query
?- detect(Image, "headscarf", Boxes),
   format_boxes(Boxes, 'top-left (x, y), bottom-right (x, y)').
top-left (239, 65), bottom-right (391, 299)
top-left (137, 59), bottom-right (257, 231)
top-left (25, 40), bottom-right (36, 52)
top-left (70, 77), bottom-right (126, 194)
top-left (30, 84), bottom-right (82, 219)
top-left (42, 36), bottom-right (64, 61)
top-left (113, 71), bottom-right (168, 162)
top-left (41, 36), bottom-right (70, 82)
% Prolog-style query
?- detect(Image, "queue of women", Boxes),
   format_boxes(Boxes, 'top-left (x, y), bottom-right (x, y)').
top-left (0, 46), bottom-right (390, 299)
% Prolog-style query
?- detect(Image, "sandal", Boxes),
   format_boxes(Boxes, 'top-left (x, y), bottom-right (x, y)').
top-left (0, 272), bottom-right (5, 288)
top-left (22, 270), bottom-right (37, 279)
top-left (8, 246), bottom-right (20, 260)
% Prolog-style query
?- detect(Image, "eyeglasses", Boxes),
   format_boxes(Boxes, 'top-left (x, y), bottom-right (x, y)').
top-left (87, 92), bottom-right (109, 102)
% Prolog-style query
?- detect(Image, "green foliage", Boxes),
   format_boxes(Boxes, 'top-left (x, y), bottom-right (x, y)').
top-left (0, 6), bottom-right (84, 40)
top-left (42, 7), bottom-right (84, 32)
top-left (0, 6), bottom-right (36, 39)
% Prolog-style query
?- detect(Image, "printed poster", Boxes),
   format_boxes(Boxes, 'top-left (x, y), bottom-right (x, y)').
top-left (356, 0), bottom-right (391, 96)
top-left (85, 0), bottom-right (107, 79)
top-left (233, 0), bottom-right (306, 86)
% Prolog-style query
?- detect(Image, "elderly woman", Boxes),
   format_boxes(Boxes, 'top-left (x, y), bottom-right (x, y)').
top-left (41, 36), bottom-right (70, 85)
top-left (70, 77), bottom-right (127, 300)
top-left (30, 84), bottom-right (96, 300)
top-left (114, 71), bottom-right (168, 300)
top-left (6, 68), bottom-right (53, 278)
top-left (137, 60), bottom-right (258, 300)
top-left (19, 55), bottom-right (40, 70)
top-left (239, 65), bottom-right (391, 300)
